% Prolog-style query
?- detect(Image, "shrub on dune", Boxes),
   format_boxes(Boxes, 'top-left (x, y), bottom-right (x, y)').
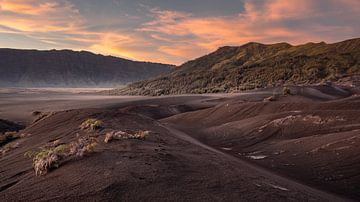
top-left (25, 144), bottom-right (69, 176)
top-left (264, 96), bottom-right (276, 102)
top-left (283, 86), bottom-right (291, 96)
top-left (69, 136), bottom-right (98, 157)
top-left (0, 131), bottom-right (19, 147)
top-left (80, 118), bottom-right (103, 131)
top-left (104, 130), bottom-right (150, 143)
top-left (25, 136), bottom-right (97, 176)
top-left (134, 130), bottom-right (150, 139)
top-left (1, 142), bottom-right (20, 156)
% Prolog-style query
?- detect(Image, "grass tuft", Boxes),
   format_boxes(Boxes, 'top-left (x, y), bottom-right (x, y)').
top-left (24, 144), bottom-right (69, 176)
top-left (283, 87), bottom-right (291, 96)
top-left (264, 96), bottom-right (276, 102)
top-left (25, 136), bottom-right (97, 176)
top-left (104, 130), bottom-right (150, 143)
top-left (80, 118), bottom-right (103, 131)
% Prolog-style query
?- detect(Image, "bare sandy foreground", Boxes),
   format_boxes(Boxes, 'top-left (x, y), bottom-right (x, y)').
top-left (0, 86), bottom-right (358, 201)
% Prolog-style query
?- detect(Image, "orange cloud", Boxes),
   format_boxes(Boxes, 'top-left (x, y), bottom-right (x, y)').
top-left (0, 0), bottom-right (177, 64)
top-left (0, 0), bottom-right (82, 34)
top-left (88, 33), bottom-right (141, 60)
top-left (0, 0), bottom-right (63, 15)
top-left (140, 7), bottom-right (301, 59)
top-left (0, 0), bottom-right (359, 65)
top-left (264, 0), bottom-right (314, 20)
top-left (140, 0), bottom-right (360, 63)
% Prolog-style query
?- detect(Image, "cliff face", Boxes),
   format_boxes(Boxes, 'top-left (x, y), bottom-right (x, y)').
top-left (0, 49), bottom-right (173, 87)
top-left (116, 38), bottom-right (360, 95)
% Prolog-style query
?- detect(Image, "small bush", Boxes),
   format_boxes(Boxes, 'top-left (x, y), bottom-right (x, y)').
top-left (104, 132), bottom-right (115, 143)
top-left (104, 130), bottom-right (150, 143)
top-left (283, 87), bottom-right (291, 96)
top-left (0, 132), bottom-right (18, 147)
top-left (51, 139), bottom-right (61, 147)
top-left (264, 96), bottom-right (276, 102)
top-left (69, 136), bottom-right (98, 157)
top-left (25, 144), bottom-right (69, 176)
top-left (134, 130), bottom-right (150, 139)
top-left (1, 142), bottom-right (19, 156)
top-left (80, 118), bottom-right (103, 131)
top-left (25, 136), bottom-right (97, 176)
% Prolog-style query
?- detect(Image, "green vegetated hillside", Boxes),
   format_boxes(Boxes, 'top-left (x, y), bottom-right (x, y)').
top-left (116, 38), bottom-right (360, 95)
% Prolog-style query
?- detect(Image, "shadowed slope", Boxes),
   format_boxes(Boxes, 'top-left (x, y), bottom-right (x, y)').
top-left (0, 49), bottom-right (173, 87)
top-left (162, 85), bottom-right (360, 199)
top-left (0, 119), bottom-right (24, 134)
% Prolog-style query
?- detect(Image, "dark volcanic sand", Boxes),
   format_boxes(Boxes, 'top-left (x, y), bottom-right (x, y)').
top-left (0, 86), bottom-right (358, 201)
top-left (0, 88), bottom-right (148, 125)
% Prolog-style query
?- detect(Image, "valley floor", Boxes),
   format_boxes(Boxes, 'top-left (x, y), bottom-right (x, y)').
top-left (0, 86), bottom-right (359, 201)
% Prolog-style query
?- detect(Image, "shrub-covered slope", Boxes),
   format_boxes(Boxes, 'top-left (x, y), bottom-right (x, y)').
top-left (116, 38), bottom-right (360, 95)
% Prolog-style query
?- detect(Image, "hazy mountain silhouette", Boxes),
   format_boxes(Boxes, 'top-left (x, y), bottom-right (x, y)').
top-left (0, 49), bottom-right (173, 87)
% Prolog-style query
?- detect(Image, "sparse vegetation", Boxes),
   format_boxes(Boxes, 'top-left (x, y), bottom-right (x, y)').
top-left (25, 136), bottom-right (97, 176)
top-left (114, 39), bottom-right (360, 96)
top-left (264, 96), bottom-right (276, 102)
top-left (69, 136), bottom-right (98, 157)
top-left (0, 131), bottom-right (31, 156)
top-left (24, 144), bottom-right (69, 176)
top-left (0, 119), bottom-right (24, 136)
top-left (80, 118), bottom-right (103, 131)
top-left (1, 142), bottom-right (20, 156)
top-left (283, 87), bottom-right (291, 96)
top-left (104, 130), bottom-right (150, 143)
top-left (0, 131), bottom-right (19, 147)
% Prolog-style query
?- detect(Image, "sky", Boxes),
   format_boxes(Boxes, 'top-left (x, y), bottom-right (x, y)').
top-left (0, 0), bottom-right (359, 65)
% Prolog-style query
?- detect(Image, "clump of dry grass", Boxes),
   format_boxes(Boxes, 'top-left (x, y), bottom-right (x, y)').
top-left (1, 142), bottom-right (20, 156)
top-left (25, 144), bottom-right (69, 176)
top-left (25, 136), bottom-right (97, 176)
top-left (80, 118), bottom-right (103, 131)
top-left (264, 95), bottom-right (276, 102)
top-left (283, 86), bottom-right (291, 96)
top-left (104, 130), bottom-right (150, 143)
top-left (69, 136), bottom-right (98, 157)
top-left (0, 131), bottom-right (18, 147)
top-left (0, 131), bottom-right (27, 156)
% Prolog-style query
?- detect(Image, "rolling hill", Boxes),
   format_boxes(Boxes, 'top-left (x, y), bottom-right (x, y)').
top-left (116, 38), bottom-right (360, 95)
top-left (0, 49), bottom-right (173, 87)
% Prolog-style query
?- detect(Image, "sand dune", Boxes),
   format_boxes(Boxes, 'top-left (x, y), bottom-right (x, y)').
top-left (0, 85), bottom-right (358, 201)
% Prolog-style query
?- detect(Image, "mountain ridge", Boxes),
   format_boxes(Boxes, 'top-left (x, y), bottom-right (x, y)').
top-left (0, 49), bottom-right (174, 87)
top-left (115, 38), bottom-right (360, 95)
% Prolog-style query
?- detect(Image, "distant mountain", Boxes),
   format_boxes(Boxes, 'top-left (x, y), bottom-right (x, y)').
top-left (0, 49), bottom-right (173, 87)
top-left (116, 38), bottom-right (360, 95)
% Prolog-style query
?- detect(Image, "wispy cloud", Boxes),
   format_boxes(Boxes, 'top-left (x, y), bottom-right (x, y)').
top-left (0, 0), bottom-right (359, 65)
top-left (139, 0), bottom-right (360, 62)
